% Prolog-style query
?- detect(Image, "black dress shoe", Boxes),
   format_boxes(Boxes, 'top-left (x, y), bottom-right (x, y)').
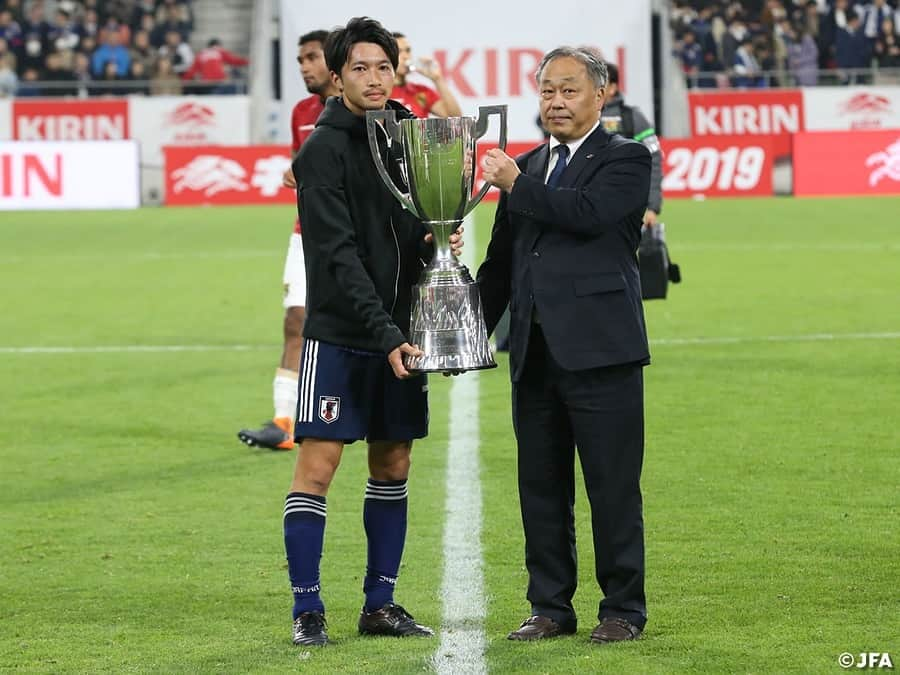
top-left (590, 617), bottom-right (642, 644)
top-left (507, 615), bottom-right (575, 641)
top-left (358, 603), bottom-right (434, 637)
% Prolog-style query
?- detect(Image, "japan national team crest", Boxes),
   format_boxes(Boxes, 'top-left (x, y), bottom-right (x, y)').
top-left (318, 396), bottom-right (340, 424)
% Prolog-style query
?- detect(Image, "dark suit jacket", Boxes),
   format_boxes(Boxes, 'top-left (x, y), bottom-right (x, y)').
top-left (477, 126), bottom-right (652, 382)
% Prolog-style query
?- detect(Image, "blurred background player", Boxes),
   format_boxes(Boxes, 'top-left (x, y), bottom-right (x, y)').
top-left (390, 31), bottom-right (461, 118)
top-left (599, 62), bottom-right (663, 227)
top-left (237, 29), bottom-right (338, 450)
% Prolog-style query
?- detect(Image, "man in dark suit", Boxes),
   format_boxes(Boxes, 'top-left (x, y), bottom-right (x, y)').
top-left (478, 46), bottom-right (651, 644)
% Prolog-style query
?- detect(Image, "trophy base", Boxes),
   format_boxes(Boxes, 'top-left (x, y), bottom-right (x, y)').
top-left (404, 260), bottom-right (497, 374)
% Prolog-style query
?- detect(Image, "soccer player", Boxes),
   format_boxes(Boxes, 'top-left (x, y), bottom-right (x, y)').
top-left (237, 30), bottom-right (339, 451)
top-left (390, 31), bottom-right (462, 118)
top-left (284, 17), bottom-right (461, 646)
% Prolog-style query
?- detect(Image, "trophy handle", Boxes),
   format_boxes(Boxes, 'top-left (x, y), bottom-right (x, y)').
top-left (366, 110), bottom-right (420, 218)
top-left (464, 104), bottom-right (508, 216)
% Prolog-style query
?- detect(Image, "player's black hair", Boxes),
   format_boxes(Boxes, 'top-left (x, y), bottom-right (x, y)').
top-left (324, 16), bottom-right (398, 73)
top-left (299, 30), bottom-right (330, 47)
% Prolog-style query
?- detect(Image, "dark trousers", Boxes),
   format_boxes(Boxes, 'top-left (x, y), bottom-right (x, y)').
top-left (511, 324), bottom-right (647, 630)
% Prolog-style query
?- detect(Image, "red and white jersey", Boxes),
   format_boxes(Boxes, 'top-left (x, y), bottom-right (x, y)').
top-left (290, 95), bottom-right (325, 233)
top-left (390, 82), bottom-right (440, 118)
top-left (182, 46), bottom-right (248, 82)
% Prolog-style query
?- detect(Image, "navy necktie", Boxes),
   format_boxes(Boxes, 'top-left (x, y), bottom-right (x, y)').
top-left (546, 144), bottom-right (570, 188)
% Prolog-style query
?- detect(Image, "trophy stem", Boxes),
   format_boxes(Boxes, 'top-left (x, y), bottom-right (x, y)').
top-left (425, 219), bottom-right (462, 266)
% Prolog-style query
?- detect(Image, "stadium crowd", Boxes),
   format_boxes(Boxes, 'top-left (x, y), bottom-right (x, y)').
top-left (0, 0), bottom-right (247, 97)
top-left (672, 0), bottom-right (900, 86)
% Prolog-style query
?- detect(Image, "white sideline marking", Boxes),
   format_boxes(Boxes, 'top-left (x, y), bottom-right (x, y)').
top-left (0, 250), bottom-right (280, 264)
top-left (651, 332), bottom-right (900, 347)
top-left (434, 214), bottom-right (487, 674)
top-left (675, 243), bottom-right (900, 252)
top-left (2, 332), bottom-right (898, 356)
top-left (0, 344), bottom-right (276, 354)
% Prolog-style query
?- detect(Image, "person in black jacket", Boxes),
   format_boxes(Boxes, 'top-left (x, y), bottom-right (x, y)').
top-left (479, 46), bottom-right (651, 645)
top-left (283, 16), bottom-right (459, 648)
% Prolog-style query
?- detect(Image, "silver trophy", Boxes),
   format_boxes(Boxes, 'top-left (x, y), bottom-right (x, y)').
top-left (366, 105), bottom-right (507, 373)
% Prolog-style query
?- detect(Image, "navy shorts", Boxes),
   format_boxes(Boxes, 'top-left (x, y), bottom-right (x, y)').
top-left (294, 338), bottom-right (429, 443)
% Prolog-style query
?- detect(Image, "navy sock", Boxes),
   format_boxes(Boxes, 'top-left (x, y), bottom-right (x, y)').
top-left (283, 492), bottom-right (326, 619)
top-left (363, 478), bottom-right (408, 612)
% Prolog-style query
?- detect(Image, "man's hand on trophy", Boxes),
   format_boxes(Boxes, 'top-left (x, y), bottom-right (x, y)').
top-left (423, 226), bottom-right (465, 257)
top-left (483, 149), bottom-right (521, 192)
top-left (388, 342), bottom-right (424, 379)
top-left (282, 167), bottom-right (296, 189)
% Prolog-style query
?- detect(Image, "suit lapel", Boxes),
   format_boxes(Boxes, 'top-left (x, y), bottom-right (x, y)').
top-left (559, 126), bottom-right (609, 188)
top-left (522, 144), bottom-right (550, 251)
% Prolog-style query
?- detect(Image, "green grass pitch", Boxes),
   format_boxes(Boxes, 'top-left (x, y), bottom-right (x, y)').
top-left (1, 196), bottom-right (897, 673)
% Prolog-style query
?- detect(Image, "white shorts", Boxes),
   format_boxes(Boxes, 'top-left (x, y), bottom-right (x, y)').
top-left (282, 232), bottom-right (307, 309)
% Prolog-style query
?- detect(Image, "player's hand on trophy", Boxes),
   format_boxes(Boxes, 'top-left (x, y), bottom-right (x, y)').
top-left (423, 226), bottom-right (465, 257)
top-left (483, 148), bottom-right (521, 192)
top-left (282, 167), bottom-right (297, 189)
top-left (389, 342), bottom-right (424, 379)
top-left (416, 56), bottom-right (443, 82)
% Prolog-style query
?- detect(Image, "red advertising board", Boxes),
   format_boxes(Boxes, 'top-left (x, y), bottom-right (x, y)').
top-left (164, 145), bottom-right (294, 205)
top-left (689, 90), bottom-right (803, 158)
top-left (793, 130), bottom-right (900, 197)
top-left (660, 136), bottom-right (774, 198)
top-left (12, 100), bottom-right (129, 140)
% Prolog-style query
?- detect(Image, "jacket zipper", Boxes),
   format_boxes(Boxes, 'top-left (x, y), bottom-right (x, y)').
top-left (389, 214), bottom-right (400, 316)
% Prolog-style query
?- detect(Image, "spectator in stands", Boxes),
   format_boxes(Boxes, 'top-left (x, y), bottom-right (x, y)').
top-left (44, 50), bottom-right (78, 96)
top-left (858, 0), bottom-right (894, 41)
top-left (150, 54), bottom-right (182, 95)
top-left (157, 29), bottom-right (193, 74)
top-left (722, 16), bottom-right (750, 70)
top-left (99, 15), bottom-right (130, 47)
top-left (0, 11), bottom-right (24, 57)
top-left (73, 51), bottom-right (92, 97)
top-left (150, 4), bottom-right (190, 48)
top-left (19, 32), bottom-right (46, 75)
top-left (79, 34), bottom-right (98, 60)
top-left (733, 37), bottom-right (767, 86)
top-left (91, 30), bottom-right (130, 77)
top-left (873, 17), bottom-right (900, 69)
top-left (17, 66), bottom-right (42, 96)
top-left (124, 60), bottom-right (150, 95)
top-left (130, 29), bottom-right (156, 72)
top-left (678, 29), bottom-right (705, 83)
top-left (129, 0), bottom-right (157, 33)
top-left (47, 9), bottom-right (81, 54)
top-left (22, 3), bottom-right (50, 52)
top-left (91, 59), bottom-right (122, 95)
top-left (785, 21), bottom-right (820, 84)
top-left (81, 8), bottom-right (100, 40)
top-left (0, 52), bottom-right (17, 97)
top-left (0, 37), bottom-right (16, 74)
top-left (156, 0), bottom-right (194, 32)
top-left (836, 11), bottom-right (873, 81)
top-left (182, 38), bottom-right (248, 94)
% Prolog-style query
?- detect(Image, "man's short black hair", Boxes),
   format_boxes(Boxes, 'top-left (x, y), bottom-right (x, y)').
top-left (606, 62), bottom-right (619, 85)
top-left (299, 30), bottom-right (329, 47)
top-left (324, 16), bottom-right (398, 73)
top-left (391, 31), bottom-right (405, 39)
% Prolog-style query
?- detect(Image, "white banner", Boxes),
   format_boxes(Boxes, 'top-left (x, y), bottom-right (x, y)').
top-left (0, 100), bottom-right (10, 140)
top-left (129, 96), bottom-right (251, 168)
top-left (0, 140), bottom-right (140, 210)
top-left (802, 86), bottom-right (900, 131)
top-left (279, 1), bottom-right (654, 144)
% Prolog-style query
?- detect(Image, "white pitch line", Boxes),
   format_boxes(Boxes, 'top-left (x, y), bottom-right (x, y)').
top-left (0, 344), bottom-right (277, 354)
top-left (2, 332), bottom-right (898, 356)
top-left (0, 250), bottom-right (281, 264)
top-left (673, 243), bottom-right (900, 252)
top-left (651, 332), bottom-right (900, 346)
top-left (433, 214), bottom-right (487, 675)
